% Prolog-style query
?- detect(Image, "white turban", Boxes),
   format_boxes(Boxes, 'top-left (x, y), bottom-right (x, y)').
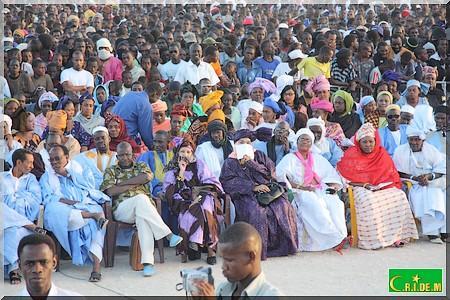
top-left (96, 38), bottom-right (113, 52)
top-left (248, 101), bottom-right (263, 115)
top-left (295, 128), bottom-right (315, 143)
top-left (306, 117), bottom-right (326, 143)
top-left (400, 104), bottom-right (415, 115)
top-left (38, 91), bottom-right (59, 109)
top-left (406, 124), bottom-right (426, 140)
top-left (92, 126), bottom-right (109, 135)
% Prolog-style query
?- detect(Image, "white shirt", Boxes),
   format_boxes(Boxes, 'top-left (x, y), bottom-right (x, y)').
top-left (173, 60), bottom-right (220, 85)
top-left (391, 130), bottom-right (401, 146)
top-left (216, 272), bottom-right (283, 297)
top-left (160, 60), bottom-right (188, 82)
top-left (1, 76), bottom-right (11, 99)
top-left (60, 68), bottom-right (94, 95)
top-left (18, 283), bottom-right (82, 297)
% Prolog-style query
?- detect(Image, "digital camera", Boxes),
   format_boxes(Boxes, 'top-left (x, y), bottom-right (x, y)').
top-left (176, 266), bottom-right (214, 295)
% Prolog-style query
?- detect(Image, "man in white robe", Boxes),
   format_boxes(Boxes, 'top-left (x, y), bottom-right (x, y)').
top-left (276, 128), bottom-right (347, 252)
top-left (74, 126), bottom-right (117, 188)
top-left (393, 125), bottom-right (446, 244)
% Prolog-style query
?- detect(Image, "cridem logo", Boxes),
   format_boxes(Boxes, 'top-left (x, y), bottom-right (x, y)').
top-left (389, 269), bottom-right (443, 293)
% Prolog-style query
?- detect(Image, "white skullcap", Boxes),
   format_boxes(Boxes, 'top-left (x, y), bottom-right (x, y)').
top-left (278, 23), bottom-right (289, 29)
top-left (406, 124), bottom-right (426, 140)
top-left (288, 49), bottom-right (307, 60)
top-left (400, 104), bottom-right (415, 115)
top-left (248, 101), bottom-right (263, 115)
top-left (92, 126), bottom-right (109, 135)
top-left (295, 128), bottom-right (315, 143)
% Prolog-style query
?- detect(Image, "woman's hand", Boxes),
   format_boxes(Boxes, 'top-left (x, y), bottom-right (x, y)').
top-left (254, 184), bottom-right (271, 193)
top-left (239, 154), bottom-right (251, 165)
top-left (66, 119), bottom-right (74, 132)
top-left (178, 156), bottom-right (189, 176)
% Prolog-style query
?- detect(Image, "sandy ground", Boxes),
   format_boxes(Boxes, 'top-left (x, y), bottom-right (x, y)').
top-left (2, 237), bottom-right (446, 297)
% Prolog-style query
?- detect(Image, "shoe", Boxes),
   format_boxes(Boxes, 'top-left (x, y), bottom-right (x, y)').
top-left (187, 248), bottom-right (201, 261)
top-left (143, 265), bottom-right (156, 277)
top-left (206, 256), bottom-right (216, 265)
top-left (430, 238), bottom-right (444, 244)
top-left (169, 234), bottom-right (183, 248)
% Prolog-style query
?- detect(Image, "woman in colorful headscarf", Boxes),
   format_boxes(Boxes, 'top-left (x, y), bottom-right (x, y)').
top-left (163, 138), bottom-right (223, 265)
top-left (257, 97), bottom-right (287, 130)
top-left (310, 97), bottom-right (346, 147)
top-left (73, 93), bottom-right (105, 135)
top-left (357, 95), bottom-right (379, 128)
top-left (337, 123), bottom-right (418, 249)
top-left (152, 100), bottom-right (171, 134)
top-left (422, 66), bottom-right (445, 109)
top-left (12, 109), bottom-right (41, 152)
top-left (4, 98), bottom-right (20, 118)
top-left (304, 75), bottom-right (331, 101)
top-left (93, 84), bottom-right (109, 115)
top-left (179, 81), bottom-right (204, 132)
top-left (220, 129), bottom-right (298, 260)
top-left (44, 110), bottom-right (81, 158)
top-left (105, 115), bottom-right (146, 155)
top-left (34, 91), bottom-right (59, 138)
top-left (169, 103), bottom-right (188, 150)
top-left (276, 128), bottom-right (348, 253)
top-left (329, 90), bottom-right (362, 138)
top-left (376, 91), bottom-right (393, 128)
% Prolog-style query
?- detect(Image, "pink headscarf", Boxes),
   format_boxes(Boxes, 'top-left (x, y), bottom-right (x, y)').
top-left (248, 77), bottom-right (277, 94)
top-left (151, 100), bottom-right (168, 113)
top-left (310, 97), bottom-right (334, 113)
top-left (305, 75), bottom-right (330, 95)
top-left (422, 66), bottom-right (438, 79)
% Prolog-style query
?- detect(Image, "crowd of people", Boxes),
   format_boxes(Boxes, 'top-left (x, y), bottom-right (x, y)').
top-left (1, 2), bottom-right (447, 296)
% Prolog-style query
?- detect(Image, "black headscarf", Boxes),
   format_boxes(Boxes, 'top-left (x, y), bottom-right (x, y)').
top-left (207, 120), bottom-right (233, 158)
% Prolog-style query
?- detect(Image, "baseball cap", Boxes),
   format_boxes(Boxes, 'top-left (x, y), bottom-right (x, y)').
top-left (278, 23), bottom-right (289, 30)
top-left (183, 32), bottom-right (197, 44)
top-left (202, 37), bottom-right (217, 46)
top-left (288, 49), bottom-right (307, 60)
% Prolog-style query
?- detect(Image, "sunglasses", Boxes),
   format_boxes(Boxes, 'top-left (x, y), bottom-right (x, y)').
top-left (387, 115), bottom-right (400, 119)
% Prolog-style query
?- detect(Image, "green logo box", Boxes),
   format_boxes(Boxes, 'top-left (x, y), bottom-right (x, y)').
top-left (389, 269), bottom-right (443, 293)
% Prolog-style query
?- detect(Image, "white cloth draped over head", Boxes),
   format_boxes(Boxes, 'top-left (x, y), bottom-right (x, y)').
top-left (295, 128), bottom-right (315, 143)
top-left (401, 104), bottom-right (416, 115)
top-left (248, 101), bottom-right (264, 115)
top-left (270, 75), bottom-right (295, 102)
top-left (1, 114), bottom-right (12, 133)
top-left (406, 124), bottom-right (426, 140)
top-left (408, 105), bottom-right (436, 134)
top-left (307, 117), bottom-right (328, 153)
top-left (38, 91), bottom-right (59, 108)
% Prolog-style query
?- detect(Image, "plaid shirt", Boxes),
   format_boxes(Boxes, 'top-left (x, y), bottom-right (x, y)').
top-left (331, 59), bottom-right (357, 84)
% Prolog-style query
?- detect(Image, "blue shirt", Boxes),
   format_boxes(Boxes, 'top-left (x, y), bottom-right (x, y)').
top-left (253, 57), bottom-right (280, 80)
top-left (112, 91), bottom-right (153, 148)
top-left (237, 61), bottom-right (258, 85)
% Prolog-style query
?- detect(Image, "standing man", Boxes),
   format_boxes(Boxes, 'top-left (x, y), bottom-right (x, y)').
top-left (17, 234), bottom-right (81, 296)
top-left (101, 142), bottom-right (183, 277)
top-left (97, 38), bottom-right (123, 82)
top-left (254, 40), bottom-right (280, 80)
top-left (160, 44), bottom-right (187, 82)
top-left (60, 50), bottom-right (94, 96)
top-left (113, 90), bottom-right (154, 148)
top-left (0, 149), bottom-right (42, 221)
top-left (174, 43), bottom-right (220, 85)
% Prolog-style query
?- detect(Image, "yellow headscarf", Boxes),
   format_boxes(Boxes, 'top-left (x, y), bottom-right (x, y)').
top-left (332, 90), bottom-right (354, 116)
top-left (199, 90), bottom-right (224, 114)
top-left (207, 109), bottom-right (226, 123)
top-left (376, 91), bottom-right (393, 105)
top-left (47, 110), bottom-right (68, 130)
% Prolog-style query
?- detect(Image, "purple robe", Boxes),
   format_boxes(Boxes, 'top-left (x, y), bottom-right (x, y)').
top-left (163, 159), bottom-right (223, 254)
top-left (219, 150), bottom-right (298, 259)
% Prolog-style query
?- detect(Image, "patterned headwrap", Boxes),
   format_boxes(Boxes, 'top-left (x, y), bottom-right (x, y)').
top-left (248, 77), bottom-right (277, 94)
top-left (38, 92), bottom-right (59, 108)
top-left (305, 75), bottom-right (330, 96)
top-left (355, 123), bottom-right (376, 141)
top-left (401, 79), bottom-right (430, 97)
top-left (171, 103), bottom-right (190, 119)
top-left (310, 97), bottom-right (334, 113)
top-left (151, 100), bottom-right (168, 113)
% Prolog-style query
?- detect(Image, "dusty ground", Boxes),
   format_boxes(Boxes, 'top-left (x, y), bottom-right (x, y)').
top-left (2, 237), bottom-right (446, 297)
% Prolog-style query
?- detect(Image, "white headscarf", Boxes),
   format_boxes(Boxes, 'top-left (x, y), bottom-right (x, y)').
top-left (1, 114), bottom-right (12, 133)
top-left (307, 117), bottom-right (329, 153)
top-left (295, 128), bottom-right (315, 144)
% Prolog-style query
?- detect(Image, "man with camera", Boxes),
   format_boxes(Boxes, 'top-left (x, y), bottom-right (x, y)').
top-left (191, 222), bottom-right (283, 297)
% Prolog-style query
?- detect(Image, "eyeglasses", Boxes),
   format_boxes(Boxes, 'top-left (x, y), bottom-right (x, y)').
top-left (387, 115), bottom-right (400, 119)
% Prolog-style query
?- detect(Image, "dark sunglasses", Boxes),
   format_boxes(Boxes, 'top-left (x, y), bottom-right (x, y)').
top-left (387, 115), bottom-right (400, 119)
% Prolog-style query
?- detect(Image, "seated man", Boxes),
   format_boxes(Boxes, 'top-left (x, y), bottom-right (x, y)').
top-left (137, 130), bottom-right (177, 232)
top-left (37, 133), bottom-right (63, 171)
top-left (40, 145), bottom-right (110, 282)
top-left (378, 105), bottom-right (408, 157)
top-left (74, 126), bottom-right (117, 188)
top-left (393, 126), bottom-right (446, 244)
top-left (101, 141), bottom-right (183, 277)
top-left (426, 105), bottom-right (448, 154)
top-left (3, 202), bottom-right (46, 285)
top-left (193, 222), bottom-right (283, 297)
top-left (253, 121), bottom-right (293, 165)
top-left (307, 118), bottom-right (343, 167)
top-left (0, 149), bottom-right (42, 221)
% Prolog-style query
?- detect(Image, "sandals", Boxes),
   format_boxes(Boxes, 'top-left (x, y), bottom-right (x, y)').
top-left (187, 248), bottom-right (201, 261)
top-left (34, 227), bottom-right (47, 235)
top-left (97, 218), bottom-right (109, 230)
top-left (9, 270), bottom-right (22, 285)
top-left (206, 256), bottom-right (217, 265)
top-left (334, 236), bottom-right (352, 255)
top-left (89, 271), bottom-right (102, 282)
top-left (392, 240), bottom-right (405, 248)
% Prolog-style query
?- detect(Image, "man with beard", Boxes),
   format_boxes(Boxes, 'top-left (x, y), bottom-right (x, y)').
top-left (195, 120), bottom-right (234, 180)
top-left (74, 126), bottom-right (117, 188)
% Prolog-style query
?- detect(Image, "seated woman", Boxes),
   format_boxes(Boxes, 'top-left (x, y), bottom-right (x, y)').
top-left (73, 93), bottom-right (105, 135)
top-left (163, 138), bottom-right (223, 265)
top-left (337, 123), bottom-right (418, 249)
top-left (105, 115), bottom-right (146, 155)
top-left (307, 117), bottom-right (343, 167)
top-left (169, 103), bottom-right (188, 150)
top-left (276, 128), bottom-right (348, 253)
top-left (311, 97), bottom-right (346, 147)
top-left (93, 84), bottom-right (109, 115)
top-left (329, 90), bottom-right (361, 139)
top-left (152, 100), bottom-right (171, 134)
top-left (1, 114), bottom-right (22, 168)
top-left (11, 109), bottom-right (41, 152)
top-left (220, 129), bottom-right (298, 260)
